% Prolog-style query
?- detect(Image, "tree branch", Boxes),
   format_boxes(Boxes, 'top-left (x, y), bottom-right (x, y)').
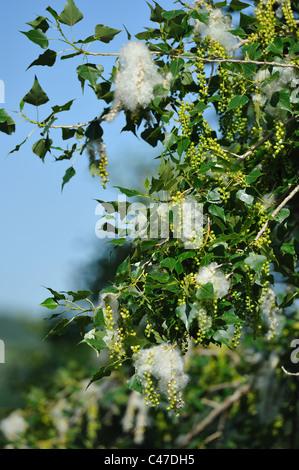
top-left (254, 182), bottom-right (299, 242)
top-left (238, 114), bottom-right (299, 162)
top-left (177, 384), bottom-right (250, 448)
top-left (73, 47), bottom-right (299, 69)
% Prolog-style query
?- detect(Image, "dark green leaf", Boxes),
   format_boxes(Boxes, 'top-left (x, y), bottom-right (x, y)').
top-left (239, 12), bottom-right (257, 27)
top-left (266, 37), bottom-right (283, 56)
top-left (246, 168), bottom-right (262, 184)
top-left (196, 282), bottom-right (216, 299)
top-left (87, 358), bottom-right (126, 386)
top-left (76, 63), bottom-right (104, 87)
top-left (227, 95), bottom-right (248, 111)
top-left (0, 109), bottom-right (15, 135)
top-left (175, 303), bottom-right (198, 331)
top-left (244, 253), bottom-right (266, 275)
top-left (52, 99), bottom-right (75, 114)
top-left (94, 308), bottom-right (105, 327)
top-left (270, 89), bottom-right (292, 112)
top-left (32, 137), bottom-right (53, 162)
top-left (46, 318), bottom-right (73, 337)
top-left (61, 167), bottom-right (76, 191)
top-left (220, 312), bottom-right (242, 325)
top-left (26, 16), bottom-right (49, 33)
top-left (44, 287), bottom-right (66, 301)
top-left (160, 257), bottom-right (177, 271)
top-left (114, 186), bottom-right (142, 198)
top-left (169, 58), bottom-right (184, 77)
top-left (230, 0), bottom-right (250, 11)
top-left (127, 374), bottom-right (143, 394)
top-left (95, 24), bottom-right (121, 43)
top-left (68, 290), bottom-right (93, 301)
top-left (209, 204), bottom-right (226, 221)
top-left (46, 6), bottom-right (60, 20)
top-left (59, 0), bottom-right (83, 26)
top-left (20, 29), bottom-right (49, 49)
top-left (236, 189), bottom-right (254, 205)
top-left (27, 49), bottom-right (57, 69)
top-left (22, 76), bottom-right (49, 107)
top-left (189, 9), bottom-right (210, 25)
top-left (274, 208), bottom-right (290, 223)
top-left (213, 329), bottom-right (231, 347)
top-left (116, 256), bottom-right (131, 283)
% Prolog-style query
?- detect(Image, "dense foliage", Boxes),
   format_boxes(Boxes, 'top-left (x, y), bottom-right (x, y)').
top-left (1, 0), bottom-right (298, 418)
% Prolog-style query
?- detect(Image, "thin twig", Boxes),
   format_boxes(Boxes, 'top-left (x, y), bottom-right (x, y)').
top-left (238, 114), bottom-right (299, 162)
top-left (177, 384), bottom-right (250, 448)
top-left (254, 183), bottom-right (299, 242)
top-left (70, 46), bottom-right (299, 69)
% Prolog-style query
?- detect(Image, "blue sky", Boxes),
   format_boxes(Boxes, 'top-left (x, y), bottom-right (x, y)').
top-left (0, 0), bottom-right (176, 315)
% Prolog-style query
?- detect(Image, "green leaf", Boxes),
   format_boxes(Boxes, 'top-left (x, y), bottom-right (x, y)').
top-left (76, 64), bottom-right (104, 87)
top-left (40, 297), bottom-right (59, 309)
top-left (95, 24), bottom-right (121, 43)
top-left (209, 204), bottom-right (226, 221)
top-left (26, 16), bottom-right (49, 33)
top-left (175, 303), bottom-right (199, 331)
top-left (27, 49), bottom-right (57, 69)
top-left (87, 358), bottom-right (126, 386)
top-left (116, 256), bottom-right (131, 283)
top-left (67, 290), bottom-right (93, 301)
top-left (162, 9), bottom-right (185, 21)
top-left (226, 95), bottom-right (248, 111)
top-left (94, 308), bottom-right (105, 328)
top-left (162, 132), bottom-right (177, 150)
top-left (20, 29), bottom-right (49, 49)
top-left (0, 109), bottom-right (15, 135)
top-left (220, 312), bottom-right (242, 325)
top-left (114, 186), bottom-right (142, 198)
top-left (80, 329), bottom-right (107, 351)
top-left (46, 6), bottom-right (60, 20)
top-left (244, 253), bottom-right (266, 275)
top-left (44, 287), bottom-right (66, 301)
top-left (229, 0), bottom-right (250, 11)
top-left (22, 76), bottom-right (49, 107)
top-left (160, 257), bottom-right (177, 271)
top-left (46, 318), bottom-right (73, 337)
top-left (274, 208), bottom-right (290, 223)
top-left (236, 189), bottom-right (254, 205)
top-left (52, 100), bottom-right (75, 114)
top-left (107, 238), bottom-right (128, 246)
top-left (169, 58), bottom-right (184, 77)
top-left (61, 167), bottom-right (76, 191)
top-left (270, 89), bottom-right (292, 112)
top-left (189, 9), bottom-right (210, 25)
top-left (213, 329), bottom-right (231, 347)
top-left (266, 37), bottom-right (283, 56)
top-left (127, 374), bottom-right (143, 394)
top-left (245, 168), bottom-right (262, 184)
top-left (32, 137), bottom-right (53, 162)
top-left (239, 12), bottom-right (257, 27)
top-left (196, 282), bottom-right (216, 299)
top-left (281, 242), bottom-right (295, 255)
top-left (59, 0), bottom-right (83, 26)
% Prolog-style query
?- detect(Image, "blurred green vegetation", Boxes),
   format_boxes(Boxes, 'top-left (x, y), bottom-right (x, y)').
top-left (0, 302), bottom-right (298, 449)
